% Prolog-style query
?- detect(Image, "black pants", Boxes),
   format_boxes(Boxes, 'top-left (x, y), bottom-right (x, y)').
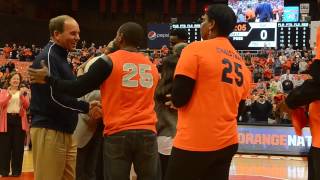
top-left (165, 144), bottom-right (238, 180)
top-left (76, 122), bottom-right (104, 180)
top-left (0, 114), bottom-right (25, 176)
top-left (159, 153), bottom-right (170, 179)
top-left (308, 146), bottom-right (320, 180)
top-left (103, 130), bottom-right (160, 180)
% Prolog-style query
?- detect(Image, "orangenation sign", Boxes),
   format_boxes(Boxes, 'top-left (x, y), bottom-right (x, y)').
top-left (237, 125), bottom-right (311, 155)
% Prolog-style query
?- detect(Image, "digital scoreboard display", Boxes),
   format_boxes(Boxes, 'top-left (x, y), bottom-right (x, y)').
top-left (277, 22), bottom-right (310, 49)
top-left (229, 22), bottom-right (277, 50)
top-left (170, 23), bottom-right (201, 43)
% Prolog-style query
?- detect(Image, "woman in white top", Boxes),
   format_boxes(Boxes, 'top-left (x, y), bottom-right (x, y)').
top-left (155, 43), bottom-right (187, 179)
top-left (0, 72), bottom-right (30, 177)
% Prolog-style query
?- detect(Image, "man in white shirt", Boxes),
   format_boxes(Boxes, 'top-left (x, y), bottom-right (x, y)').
top-left (280, 70), bottom-right (294, 82)
top-left (299, 59), bottom-right (308, 73)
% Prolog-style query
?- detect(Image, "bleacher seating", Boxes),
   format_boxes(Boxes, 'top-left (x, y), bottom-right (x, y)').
top-left (0, 59), bottom-right (31, 78)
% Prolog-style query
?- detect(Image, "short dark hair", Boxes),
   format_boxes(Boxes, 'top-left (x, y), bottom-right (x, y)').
top-left (49, 15), bottom-right (74, 37)
top-left (118, 22), bottom-right (144, 47)
top-left (173, 43), bottom-right (188, 57)
top-left (206, 4), bottom-right (236, 37)
top-left (170, 29), bottom-right (189, 41)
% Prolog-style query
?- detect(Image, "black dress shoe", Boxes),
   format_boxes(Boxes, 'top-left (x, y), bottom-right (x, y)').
top-left (11, 173), bottom-right (21, 177)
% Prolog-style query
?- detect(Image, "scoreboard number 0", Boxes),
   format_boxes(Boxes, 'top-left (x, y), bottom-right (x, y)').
top-left (260, 30), bottom-right (268, 40)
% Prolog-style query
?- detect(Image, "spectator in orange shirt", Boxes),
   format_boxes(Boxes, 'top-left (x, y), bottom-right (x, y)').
top-left (3, 44), bottom-right (12, 59)
top-left (316, 27), bottom-right (320, 59)
top-left (161, 45), bottom-right (169, 57)
top-left (282, 58), bottom-right (292, 73)
top-left (266, 54), bottom-right (274, 66)
top-left (263, 65), bottom-right (273, 81)
top-left (22, 48), bottom-right (33, 61)
top-left (165, 4), bottom-right (251, 180)
top-left (245, 5), bottom-right (256, 22)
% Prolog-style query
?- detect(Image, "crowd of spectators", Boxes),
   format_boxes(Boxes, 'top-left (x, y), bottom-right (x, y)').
top-left (2, 43), bottom-right (41, 61)
top-left (239, 46), bottom-right (315, 125)
top-left (1, 42), bottom-right (316, 126)
top-left (1, 42), bottom-right (109, 74)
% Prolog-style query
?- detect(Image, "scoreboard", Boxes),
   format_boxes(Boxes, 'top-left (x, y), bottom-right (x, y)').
top-left (170, 23), bottom-right (201, 43)
top-left (277, 22), bottom-right (310, 49)
top-left (229, 22), bottom-right (277, 49)
top-left (229, 22), bottom-right (311, 50)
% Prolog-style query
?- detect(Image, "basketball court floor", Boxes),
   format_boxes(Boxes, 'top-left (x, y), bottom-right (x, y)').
top-left (0, 151), bottom-right (308, 180)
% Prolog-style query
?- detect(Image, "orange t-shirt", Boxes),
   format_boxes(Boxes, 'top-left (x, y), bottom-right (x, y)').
top-left (316, 27), bottom-right (320, 59)
top-left (283, 59), bottom-right (292, 70)
top-left (309, 101), bottom-right (320, 148)
top-left (245, 9), bottom-right (255, 20)
top-left (23, 49), bottom-right (32, 56)
top-left (100, 50), bottom-right (159, 136)
top-left (173, 37), bottom-right (252, 151)
top-left (264, 69), bottom-right (273, 79)
top-left (3, 47), bottom-right (12, 58)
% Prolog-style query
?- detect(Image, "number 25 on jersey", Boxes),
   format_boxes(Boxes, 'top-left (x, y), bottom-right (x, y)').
top-left (122, 63), bottom-right (154, 88)
top-left (221, 58), bottom-right (243, 87)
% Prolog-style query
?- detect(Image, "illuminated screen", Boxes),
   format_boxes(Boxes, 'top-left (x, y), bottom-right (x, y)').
top-left (282, 6), bottom-right (300, 22)
top-left (228, 0), bottom-right (284, 23)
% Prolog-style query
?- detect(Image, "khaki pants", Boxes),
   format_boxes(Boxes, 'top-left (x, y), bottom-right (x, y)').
top-left (31, 128), bottom-right (77, 180)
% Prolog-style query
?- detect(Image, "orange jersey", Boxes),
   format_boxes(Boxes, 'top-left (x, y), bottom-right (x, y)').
top-left (316, 27), bottom-right (320, 59)
top-left (23, 49), bottom-right (32, 56)
top-left (173, 37), bottom-right (252, 151)
top-left (264, 69), bottom-right (273, 79)
top-left (309, 101), bottom-right (320, 148)
top-left (283, 59), bottom-right (292, 70)
top-left (3, 47), bottom-right (12, 58)
top-left (100, 50), bottom-right (159, 136)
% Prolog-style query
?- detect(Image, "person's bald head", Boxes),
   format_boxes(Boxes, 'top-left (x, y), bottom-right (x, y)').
top-left (49, 15), bottom-right (80, 51)
top-left (116, 22), bottom-right (144, 47)
top-left (49, 15), bottom-right (76, 37)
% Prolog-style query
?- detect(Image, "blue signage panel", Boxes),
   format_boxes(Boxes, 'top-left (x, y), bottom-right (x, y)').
top-left (238, 125), bottom-right (311, 155)
top-left (147, 24), bottom-right (170, 49)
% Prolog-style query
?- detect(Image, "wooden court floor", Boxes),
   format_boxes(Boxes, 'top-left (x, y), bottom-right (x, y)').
top-left (0, 151), bottom-right (308, 180)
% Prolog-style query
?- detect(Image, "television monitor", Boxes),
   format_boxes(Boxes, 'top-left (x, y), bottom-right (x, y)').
top-left (282, 6), bottom-right (300, 22)
top-left (228, 0), bottom-right (284, 23)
